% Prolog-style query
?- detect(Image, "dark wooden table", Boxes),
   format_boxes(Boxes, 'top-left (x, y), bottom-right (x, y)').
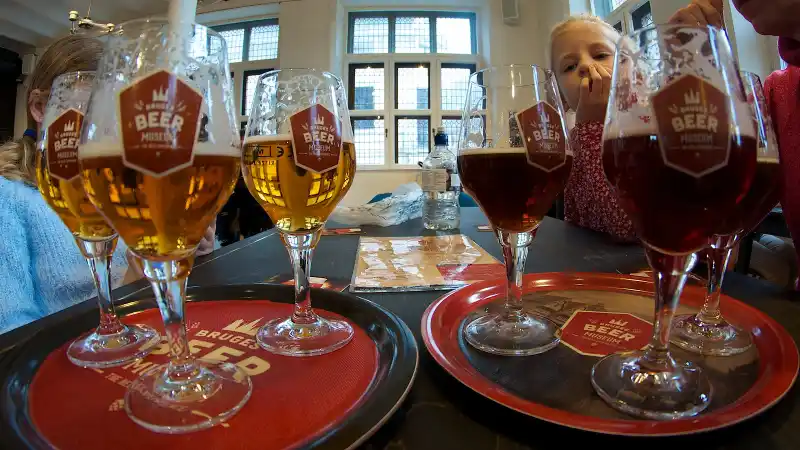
top-left (3, 208), bottom-right (800, 449)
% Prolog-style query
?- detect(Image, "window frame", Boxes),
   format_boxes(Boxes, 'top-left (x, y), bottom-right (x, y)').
top-left (241, 68), bottom-right (274, 116)
top-left (344, 10), bottom-right (480, 170)
top-left (394, 115), bottom-right (431, 164)
top-left (596, 0), bottom-right (651, 36)
top-left (208, 18), bottom-right (279, 129)
top-left (212, 18), bottom-right (279, 62)
top-left (347, 11), bottom-right (477, 55)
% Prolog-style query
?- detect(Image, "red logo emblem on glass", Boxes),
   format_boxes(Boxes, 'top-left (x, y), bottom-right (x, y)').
top-left (46, 108), bottom-right (83, 181)
top-left (515, 102), bottom-right (569, 172)
top-left (289, 104), bottom-right (343, 173)
top-left (559, 311), bottom-right (652, 357)
top-left (118, 70), bottom-right (203, 177)
top-left (651, 74), bottom-right (731, 178)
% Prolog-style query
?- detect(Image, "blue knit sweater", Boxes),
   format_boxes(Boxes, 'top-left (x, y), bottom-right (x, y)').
top-left (0, 177), bottom-right (129, 335)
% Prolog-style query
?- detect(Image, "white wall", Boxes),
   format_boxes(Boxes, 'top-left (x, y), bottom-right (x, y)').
top-left (278, 0), bottom-right (338, 71)
top-left (487, 0), bottom-right (547, 67)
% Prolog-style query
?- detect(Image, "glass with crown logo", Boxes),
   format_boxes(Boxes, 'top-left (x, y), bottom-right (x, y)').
top-left (36, 71), bottom-right (160, 368)
top-left (594, 24), bottom-right (757, 419)
top-left (241, 69), bottom-right (357, 357)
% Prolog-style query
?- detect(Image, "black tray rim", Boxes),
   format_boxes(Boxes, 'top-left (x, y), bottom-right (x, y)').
top-left (0, 283), bottom-right (418, 450)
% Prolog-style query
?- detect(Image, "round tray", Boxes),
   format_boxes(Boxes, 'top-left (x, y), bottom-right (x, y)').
top-left (0, 284), bottom-right (418, 449)
top-left (421, 272), bottom-right (798, 436)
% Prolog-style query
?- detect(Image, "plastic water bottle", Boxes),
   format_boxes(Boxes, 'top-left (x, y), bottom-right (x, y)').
top-left (422, 127), bottom-right (460, 230)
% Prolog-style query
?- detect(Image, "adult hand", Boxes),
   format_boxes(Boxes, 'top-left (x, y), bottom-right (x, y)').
top-left (670, 0), bottom-right (725, 27)
top-left (575, 64), bottom-right (612, 124)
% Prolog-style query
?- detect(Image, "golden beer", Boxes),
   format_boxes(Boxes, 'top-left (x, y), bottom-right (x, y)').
top-left (80, 150), bottom-right (239, 259)
top-left (35, 151), bottom-right (114, 241)
top-left (242, 137), bottom-right (356, 233)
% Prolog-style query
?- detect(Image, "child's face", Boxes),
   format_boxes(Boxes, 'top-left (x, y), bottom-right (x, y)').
top-left (552, 22), bottom-right (618, 111)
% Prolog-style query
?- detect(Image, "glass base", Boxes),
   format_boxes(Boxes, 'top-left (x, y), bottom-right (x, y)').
top-left (125, 360), bottom-right (252, 434)
top-left (671, 314), bottom-right (753, 356)
top-left (256, 315), bottom-right (354, 357)
top-left (67, 324), bottom-right (160, 369)
top-left (591, 350), bottom-right (712, 420)
top-left (463, 312), bottom-right (560, 356)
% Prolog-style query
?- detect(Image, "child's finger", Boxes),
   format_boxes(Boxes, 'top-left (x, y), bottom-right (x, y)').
top-left (596, 65), bottom-right (613, 99)
top-left (588, 65), bottom-right (603, 99)
top-left (579, 76), bottom-right (591, 107)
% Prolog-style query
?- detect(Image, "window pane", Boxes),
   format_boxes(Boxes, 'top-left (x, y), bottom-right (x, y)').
top-left (632, 2), bottom-right (658, 60)
top-left (395, 16), bottom-right (430, 53)
top-left (353, 118), bottom-right (385, 165)
top-left (397, 117), bottom-right (430, 164)
top-left (436, 17), bottom-right (472, 54)
top-left (397, 66), bottom-right (429, 109)
top-left (441, 66), bottom-right (473, 110)
top-left (352, 17), bottom-right (388, 54)
top-left (248, 24), bottom-right (279, 60)
top-left (214, 29), bottom-right (245, 63)
top-left (442, 117), bottom-right (482, 150)
top-left (352, 66), bottom-right (384, 110)
top-left (244, 72), bottom-right (274, 116)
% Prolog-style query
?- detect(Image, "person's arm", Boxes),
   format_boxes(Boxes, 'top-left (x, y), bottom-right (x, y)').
top-left (0, 186), bottom-right (41, 334)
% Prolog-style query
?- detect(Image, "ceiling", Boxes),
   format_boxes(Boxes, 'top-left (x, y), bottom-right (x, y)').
top-left (0, 0), bottom-right (175, 51)
top-left (0, 0), bottom-right (281, 53)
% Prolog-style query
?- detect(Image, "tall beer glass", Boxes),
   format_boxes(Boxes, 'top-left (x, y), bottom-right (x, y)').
top-left (242, 69), bottom-right (356, 357)
top-left (671, 71), bottom-right (780, 356)
top-left (457, 65), bottom-right (572, 356)
top-left (596, 25), bottom-right (757, 419)
top-left (79, 19), bottom-right (251, 433)
top-left (36, 71), bottom-right (159, 368)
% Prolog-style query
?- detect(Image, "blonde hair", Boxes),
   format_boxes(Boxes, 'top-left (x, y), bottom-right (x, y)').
top-left (0, 35), bottom-right (103, 185)
top-left (549, 14), bottom-right (636, 70)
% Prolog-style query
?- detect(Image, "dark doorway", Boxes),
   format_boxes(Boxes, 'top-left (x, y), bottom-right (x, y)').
top-left (0, 47), bottom-right (21, 142)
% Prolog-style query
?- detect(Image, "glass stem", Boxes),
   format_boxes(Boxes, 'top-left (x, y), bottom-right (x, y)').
top-left (642, 247), bottom-right (698, 368)
top-left (76, 236), bottom-right (125, 335)
top-left (282, 230), bottom-right (322, 325)
top-left (697, 235), bottom-right (737, 325)
top-left (139, 256), bottom-right (196, 381)
top-left (496, 229), bottom-right (535, 322)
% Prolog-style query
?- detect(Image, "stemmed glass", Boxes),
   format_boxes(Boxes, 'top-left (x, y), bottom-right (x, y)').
top-left (595, 24), bottom-right (757, 419)
top-left (241, 69), bottom-right (357, 356)
top-left (78, 19), bottom-right (251, 433)
top-left (457, 65), bottom-right (572, 356)
top-left (671, 71), bottom-right (780, 356)
top-left (35, 71), bottom-right (160, 368)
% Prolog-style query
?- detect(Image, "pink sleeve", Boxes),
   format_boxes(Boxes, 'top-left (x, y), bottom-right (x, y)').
top-left (564, 121), bottom-right (637, 242)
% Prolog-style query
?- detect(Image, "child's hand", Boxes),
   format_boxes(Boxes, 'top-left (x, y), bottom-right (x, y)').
top-left (575, 64), bottom-right (611, 124)
top-left (670, 0), bottom-right (724, 27)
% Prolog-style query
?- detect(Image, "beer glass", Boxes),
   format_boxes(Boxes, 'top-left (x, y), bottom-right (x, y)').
top-left (36, 71), bottom-right (159, 368)
top-left (597, 25), bottom-right (757, 419)
top-left (242, 69), bottom-right (356, 357)
top-left (671, 71), bottom-right (779, 356)
top-left (457, 65), bottom-right (572, 356)
top-left (79, 19), bottom-right (250, 433)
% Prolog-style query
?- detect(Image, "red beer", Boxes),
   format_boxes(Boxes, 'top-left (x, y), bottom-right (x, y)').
top-left (602, 135), bottom-right (757, 253)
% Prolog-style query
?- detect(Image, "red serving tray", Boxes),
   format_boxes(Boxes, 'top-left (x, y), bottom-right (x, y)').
top-left (422, 272), bottom-right (799, 436)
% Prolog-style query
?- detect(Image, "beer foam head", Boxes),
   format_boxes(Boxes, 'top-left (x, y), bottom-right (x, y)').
top-left (79, 139), bottom-right (240, 159)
